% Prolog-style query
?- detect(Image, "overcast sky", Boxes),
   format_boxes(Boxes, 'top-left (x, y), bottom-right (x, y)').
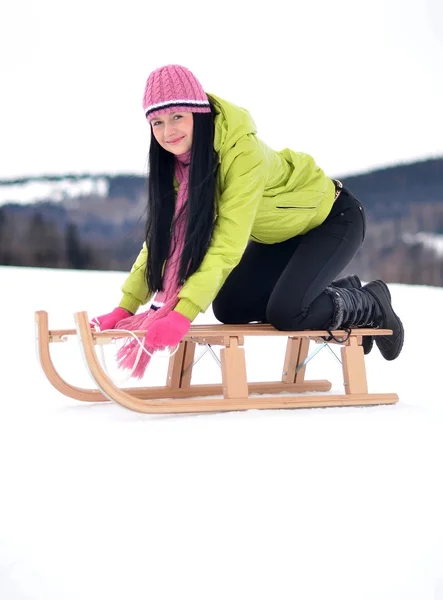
top-left (1, 0), bottom-right (442, 180)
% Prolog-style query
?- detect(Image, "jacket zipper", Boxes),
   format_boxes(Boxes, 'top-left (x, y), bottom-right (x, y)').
top-left (276, 206), bottom-right (316, 209)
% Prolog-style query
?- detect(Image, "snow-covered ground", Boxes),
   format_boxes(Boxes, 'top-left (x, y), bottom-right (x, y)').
top-left (0, 265), bottom-right (442, 600)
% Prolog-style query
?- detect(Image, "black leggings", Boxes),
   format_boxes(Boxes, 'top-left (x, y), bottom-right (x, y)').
top-left (212, 186), bottom-right (366, 330)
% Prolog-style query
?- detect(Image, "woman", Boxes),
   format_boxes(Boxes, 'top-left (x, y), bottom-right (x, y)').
top-left (93, 64), bottom-right (404, 378)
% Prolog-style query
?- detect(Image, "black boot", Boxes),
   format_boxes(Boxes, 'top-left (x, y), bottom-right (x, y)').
top-left (362, 280), bottom-right (404, 361)
top-left (330, 274), bottom-right (373, 355)
top-left (325, 282), bottom-right (404, 361)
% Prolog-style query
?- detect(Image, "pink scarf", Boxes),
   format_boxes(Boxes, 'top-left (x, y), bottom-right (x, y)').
top-left (114, 150), bottom-right (191, 378)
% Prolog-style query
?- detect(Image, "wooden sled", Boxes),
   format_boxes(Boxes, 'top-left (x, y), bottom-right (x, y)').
top-left (35, 310), bottom-right (398, 414)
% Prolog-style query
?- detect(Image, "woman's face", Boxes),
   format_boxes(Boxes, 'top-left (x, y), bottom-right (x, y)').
top-left (149, 112), bottom-right (194, 155)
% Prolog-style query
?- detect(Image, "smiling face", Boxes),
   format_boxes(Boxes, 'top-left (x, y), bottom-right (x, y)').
top-left (149, 112), bottom-right (194, 155)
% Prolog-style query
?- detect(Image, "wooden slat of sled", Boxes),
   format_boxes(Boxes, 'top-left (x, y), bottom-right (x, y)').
top-left (46, 323), bottom-right (392, 340)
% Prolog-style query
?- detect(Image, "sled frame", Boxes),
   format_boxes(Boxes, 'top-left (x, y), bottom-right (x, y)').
top-left (35, 310), bottom-right (398, 414)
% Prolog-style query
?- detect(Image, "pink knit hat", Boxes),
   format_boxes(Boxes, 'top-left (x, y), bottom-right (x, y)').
top-left (142, 64), bottom-right (211, 120)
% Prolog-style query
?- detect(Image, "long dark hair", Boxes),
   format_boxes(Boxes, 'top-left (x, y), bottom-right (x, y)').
top-left (145, 102), bottom-right (219, 292)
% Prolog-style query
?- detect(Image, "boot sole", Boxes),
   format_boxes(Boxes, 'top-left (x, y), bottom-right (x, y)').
top-left (362, 336), bottom-right (374, 355)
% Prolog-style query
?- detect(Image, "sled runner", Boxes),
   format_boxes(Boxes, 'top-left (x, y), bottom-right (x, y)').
top-left (35, 310), bottom-right (398, 414)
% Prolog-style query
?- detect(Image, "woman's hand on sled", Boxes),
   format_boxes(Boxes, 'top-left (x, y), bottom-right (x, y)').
top-left (145, 311), bottom-right (191, 349)
top-left (90, 307), bottom-right (132, 330)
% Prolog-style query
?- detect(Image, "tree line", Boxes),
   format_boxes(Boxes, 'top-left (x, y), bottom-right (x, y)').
top-left (1, 157), bottom-right (442, 286)
top-left (0, 209), bottom-right (103, 270)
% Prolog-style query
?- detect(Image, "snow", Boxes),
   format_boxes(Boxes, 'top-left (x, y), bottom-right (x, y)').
top-left (0, 265), bottom-right (442, 600)
top-left (0, 178), bottom-right (109, 206)
top-left (403, 232), bottom-right (443, 258)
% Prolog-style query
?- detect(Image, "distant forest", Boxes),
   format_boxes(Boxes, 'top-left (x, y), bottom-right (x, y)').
top-left (1, 157), bottom-right (442, 286)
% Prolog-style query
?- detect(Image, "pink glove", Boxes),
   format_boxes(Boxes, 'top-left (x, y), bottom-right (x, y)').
top-left (90, 307), bottom-right (132, 330)
top-left (145, 311), bottom-right (191, 350)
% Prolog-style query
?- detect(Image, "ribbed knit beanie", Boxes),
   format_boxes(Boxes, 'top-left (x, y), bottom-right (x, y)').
top-left (142, 65), bottom-right (211, 120)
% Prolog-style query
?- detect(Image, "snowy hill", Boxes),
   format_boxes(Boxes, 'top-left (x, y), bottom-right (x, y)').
top-left (0, 176), bottom-right (110, 205)
top-left (0, 266), bottom-right (442, 600)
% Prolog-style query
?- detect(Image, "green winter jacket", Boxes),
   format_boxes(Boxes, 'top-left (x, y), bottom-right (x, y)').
top-left (119, 94), bottom-right (336, 320)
